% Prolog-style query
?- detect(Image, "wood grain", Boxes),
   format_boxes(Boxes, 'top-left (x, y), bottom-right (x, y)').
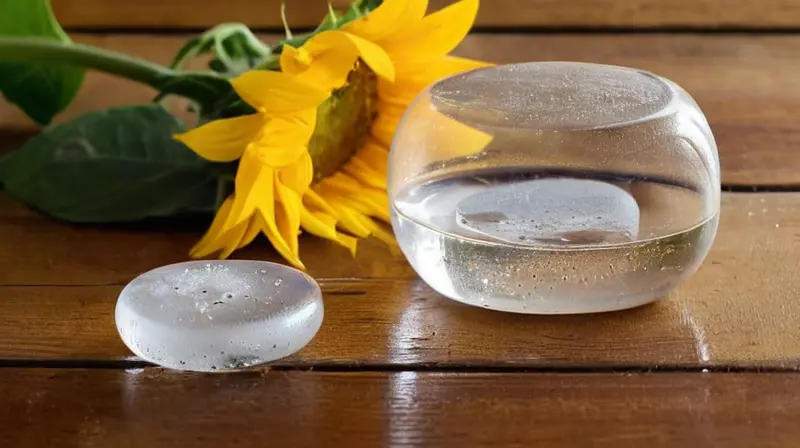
top-left (2, 369), bottom-right (800, 447)
top-left (51, 0), bottom-right (800, 29)
top-left (0, 210), bottom-right (413, 285)
top-left (1, 193), bottom-right (798, 368)
top-left (2, 33), bottom-right (798, 185)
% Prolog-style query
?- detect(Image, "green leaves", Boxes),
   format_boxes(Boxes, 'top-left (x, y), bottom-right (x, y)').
top-left (170, 23), bottom-right (271, 76)
top-left (358, 0), bottom-right (383, 13)
top-left (0, 105), bottom-right (226, 223)
top-left (0, 0), bottom-right (84, 124)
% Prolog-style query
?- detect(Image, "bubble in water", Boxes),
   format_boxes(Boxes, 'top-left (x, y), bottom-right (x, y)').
top-left (115, 260), bottom-right (324, 372)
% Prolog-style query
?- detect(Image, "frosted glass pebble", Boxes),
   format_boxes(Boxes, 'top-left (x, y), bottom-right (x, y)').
top-left (115, 260), bottom-right (323, 372)
top-left (456, 178), bottom-right (640, 245)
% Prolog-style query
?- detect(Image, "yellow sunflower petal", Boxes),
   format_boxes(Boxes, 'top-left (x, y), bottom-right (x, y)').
top-left (285, 33), bottom-right (360, 91)
top-left (351, 212), bottom-right (396, 246)
top-left (312, 210), bottom-right (338, 229)
top-left (279, 45), bottom-right (307, 75)
top-left (249, 111), bottom-right (316, 168)
top-left (342, 155), bottom-right (386, 189)
top-left (304, 189), bottom-right (339, 218)
top-left (362, 189), bottom-right (391, 222)
top-left (370, 108), bottom-right (404, 147)
top-left (237, 214), bottom-right (263, 249)
top-left (299, 209), bottom-right (358, 256)
top-left (321, 191), bottom-right (375, 220)
top-left (218, 220), bottom-right (250, 259)
top-left (438, 55), bottom-right (494, 73)
top-left (275, 206), bottom-right (299, 258)
top-left (222, 152), bottom-right (274, 234)
top-left (191, 219), bottom-right (250, 259)
top-left (335, 232), bottom-right (359, 256)
top-left (379, 56), bottom-right (491, 105)
top-left (254, 212), bottom-right (305, 269)
top-left (174, 114), bottom-right (263, 162)
top-left (357, 139), bottom-right (389, 174)
top-left (428, 110), bottom-right (494, 160)
top-left (300, 208), bottom-right (339, 241)
top-left (317, 176), bottom-right (390, 223)
top-left (339, 33), bottom-right (395, 82)
top-left (328, 202), bottom-right (372, 238)
top-left (342, 0), bottom-right (428, 42)
top-left (276, 180), bottom-right (303, 256)
top-left (382, 0), bottom-right (479, 71)
top-left (324, 197), bottom-right (396, 247)
top-left (283, 31), bottom-right (394, 87)
top-left (279, 152), bottom-right (313, 193)
top-left (190, 195), bottom-right (235, 258)
top-left (297, 49), bottom-right (358, 90)
top-left (231, 70), bottom-right (329, 113)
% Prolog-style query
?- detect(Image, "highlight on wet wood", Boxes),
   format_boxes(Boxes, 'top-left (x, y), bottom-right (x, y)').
top-left (3, 369), bottom-right (800, 447)
top-left (1, 193), bottom-right (797, 369)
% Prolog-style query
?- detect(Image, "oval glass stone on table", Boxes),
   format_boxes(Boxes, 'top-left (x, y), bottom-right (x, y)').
top-left (115, 260), bottom-right (323, 372)
top-left (389, 62), bottom-right (720, 314)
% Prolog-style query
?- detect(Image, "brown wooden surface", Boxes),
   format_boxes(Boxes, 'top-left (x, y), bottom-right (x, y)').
top-left (3, 33), bottom-right (799, 185)
top-left (2, 369), bottom-right (800, 447)
top-left (2, 192), bottom-right (798, 368)
top-left (3, 12), bottom-right (800, 441)
top-left (52, 0), bottom-right (800, 30)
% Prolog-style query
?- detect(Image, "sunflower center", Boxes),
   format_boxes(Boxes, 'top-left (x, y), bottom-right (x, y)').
top-left (307, 62), bottom-right (379, 182)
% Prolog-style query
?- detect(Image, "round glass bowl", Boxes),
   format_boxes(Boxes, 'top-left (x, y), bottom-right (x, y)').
top-left (388, 62), bottom-right (720, 314)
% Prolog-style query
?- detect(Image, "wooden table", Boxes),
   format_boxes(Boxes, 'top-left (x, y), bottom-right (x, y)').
top-left (3, 1), bottom-right (800, 446)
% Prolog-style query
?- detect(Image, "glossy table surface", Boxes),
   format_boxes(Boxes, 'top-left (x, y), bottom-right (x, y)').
top-left (2, 5), bottom-right (800, 445)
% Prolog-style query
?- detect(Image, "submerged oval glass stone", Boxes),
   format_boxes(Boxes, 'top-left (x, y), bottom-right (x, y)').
top-left (115, 260), bottom-right (323, 372)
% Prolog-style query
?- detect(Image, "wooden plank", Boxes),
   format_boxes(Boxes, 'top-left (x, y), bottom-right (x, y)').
top-left (0, 214), bottom-right (413, 286)
top-left (2, 369), bottom-right (800, 447)
top-left (2, 33), bottom-right (798, 185)
top-left (1, 193), bottom-right (798, 368)
top-left (51, 0), bottom-right (800, 29)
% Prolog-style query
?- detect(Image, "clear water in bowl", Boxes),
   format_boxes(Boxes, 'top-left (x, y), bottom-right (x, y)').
top-left (392, 168), bottom-right (718, 314)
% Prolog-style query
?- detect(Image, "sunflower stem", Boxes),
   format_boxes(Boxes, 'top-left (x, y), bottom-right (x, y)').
top-left (0, 37), bottom-right (174, 88)
top-left (327, 2), bottom-right (339, 26)
top-left (280, 2), bottom-right (294, 39)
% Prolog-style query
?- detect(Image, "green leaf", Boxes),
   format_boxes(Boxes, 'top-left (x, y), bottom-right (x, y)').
top-left (170, 23), bottom-right (270, 77)
top-left (358, 0), bottom-right (383, 13)
top-left (0, 0), bottom-right (85, 124)
top-left (156, 71), bottom-right (234, 110)
top-left (0, 104), bottom-right (226, 223)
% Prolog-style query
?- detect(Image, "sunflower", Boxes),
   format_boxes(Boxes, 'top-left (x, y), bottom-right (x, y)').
top-left (174, 0), bottom-right (490, 269)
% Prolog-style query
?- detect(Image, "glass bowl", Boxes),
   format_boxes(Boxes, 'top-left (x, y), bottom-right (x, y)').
top-left (388, 62), bottom-right (720, 314)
